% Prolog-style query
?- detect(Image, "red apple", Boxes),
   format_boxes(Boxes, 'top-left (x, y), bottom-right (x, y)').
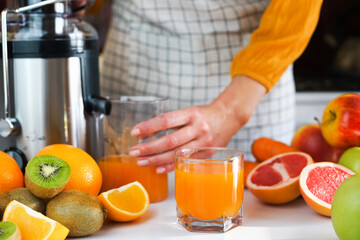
top-left (321, 93), bottom-right (360, 150)
top-left (291, 124), bottom-right (344, 162)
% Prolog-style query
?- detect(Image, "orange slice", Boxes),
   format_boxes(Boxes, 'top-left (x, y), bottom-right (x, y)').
top-left (98, 181), bottom-right (150, 222)
top-left (3, 200), bottom-right (69, 240)
top-left (247, 152), bottom-right (313, 204)
top-left (299, 162), bottom-right (354, 216)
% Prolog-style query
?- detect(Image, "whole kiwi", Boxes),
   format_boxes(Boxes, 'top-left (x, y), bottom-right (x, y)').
top-left (0, 188), bottom-right (46, 218)
top-left (46, 190), bottom-right (106, 237)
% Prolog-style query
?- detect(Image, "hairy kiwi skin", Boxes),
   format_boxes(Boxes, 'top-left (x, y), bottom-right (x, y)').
top-left (46, 190), bottom-right (106, 237)
top-left (0, 221), bottom-right (21, 240)
top-left (0, 188), bottom-right (46, 218)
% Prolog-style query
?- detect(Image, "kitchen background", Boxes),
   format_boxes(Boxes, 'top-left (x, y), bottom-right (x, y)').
top-left (0, 0), bottom-right (359, 146)
top-left (1, 0), bottom-right (359, 92)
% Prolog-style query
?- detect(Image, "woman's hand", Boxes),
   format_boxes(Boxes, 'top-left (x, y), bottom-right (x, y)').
top-left (129, 75), bottom-right (267, 173)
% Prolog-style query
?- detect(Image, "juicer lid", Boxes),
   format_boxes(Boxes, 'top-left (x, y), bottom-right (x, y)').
top-left (1, 0), bottom-right (98, 56)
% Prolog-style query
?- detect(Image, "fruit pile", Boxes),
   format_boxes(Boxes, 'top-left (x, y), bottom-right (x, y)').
top-left (245, 93), bottom-right (360, 240)
top-left (0, 144), bottom-right (150, 240)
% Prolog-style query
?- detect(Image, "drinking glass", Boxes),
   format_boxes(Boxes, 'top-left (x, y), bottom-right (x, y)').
top-left (175, 147), bottom-right (244, 232)
top-left (98, 96), bottom-right (169, 203)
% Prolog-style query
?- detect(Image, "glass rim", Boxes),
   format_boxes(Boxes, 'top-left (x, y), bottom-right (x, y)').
top-left (175, 147), bottom-right (244, 163)
top-left (106, 96), bottom-right (168, 104)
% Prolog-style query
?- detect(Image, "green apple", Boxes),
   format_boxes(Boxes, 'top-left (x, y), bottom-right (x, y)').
top-left (339, 147), bottom-right (360, 173)
top-left (332, 174), bottom-right (360, 240)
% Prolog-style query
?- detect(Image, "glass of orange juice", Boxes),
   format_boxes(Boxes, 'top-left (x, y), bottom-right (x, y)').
top-left (175, 147), bottom-right (244, 232)
top-left (98, 96), bottom-right (168, 203)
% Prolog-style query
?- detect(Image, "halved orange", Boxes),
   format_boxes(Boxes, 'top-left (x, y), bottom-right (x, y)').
top-left (98, 181), bottom-right (149, 222)
top-left (3, 200), bottom-right (69, 240)
top-left (247, 152), bottom-right (313, 204)
top-left (299, 162), bottom-right (354, 216)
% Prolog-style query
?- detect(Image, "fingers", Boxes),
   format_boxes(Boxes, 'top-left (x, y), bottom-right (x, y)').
top-left (137, 150), bottom-right (174, 167)
top-left (136, 136), bottom-right (212, 168)
top-left (137, 151), bottom-right (175, 174)
top-left (155, 163), bottom-right (175, 174)
top-left (131, 108), bottom-right (194, 137)
top-left (127, 106), bottom-right (225, 173)
top-left (129, 126), bottom-right (195, 157)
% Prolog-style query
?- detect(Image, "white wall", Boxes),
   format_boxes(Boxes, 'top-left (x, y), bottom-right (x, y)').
top-left (295, 91), bottom-right (358, 130)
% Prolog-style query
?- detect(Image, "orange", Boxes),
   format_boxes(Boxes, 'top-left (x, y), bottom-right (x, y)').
top-left (299, 162), bottom-right (354, 217)
top-left (244, 160), bottom-right (259, 188)
top-left (98, 181), bottom-right (149, 222)
top-left (247, 152), bottom-right (313, 204)
top-left (3, 200), bottom-right (69, 240)
top-left (36, 144), bottom-right (102, 196)
top-left (0, 151), bottom-right (24, 194)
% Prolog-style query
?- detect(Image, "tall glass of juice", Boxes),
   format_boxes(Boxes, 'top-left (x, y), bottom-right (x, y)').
top-left (175, 147), bottom-right (244, 232)
top-left (98, 96), bottom-right (169, 203)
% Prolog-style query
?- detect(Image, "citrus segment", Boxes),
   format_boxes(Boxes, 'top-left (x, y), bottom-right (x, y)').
top-left (299, 162), bottom-right (354, 216)
top-left (247, 152), bottom-right (313, 204)
top-left (0, 152), bottom-right (24, 194)
top-left (36, 144), bottom-right (102, 196)
top-left (98, 181), bottom-right (149, 222)
top-left (3, 200), bottom-right (69, 240)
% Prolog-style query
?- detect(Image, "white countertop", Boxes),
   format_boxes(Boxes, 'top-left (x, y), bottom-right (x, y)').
top-left (73, 172), bottom-right (338, 240)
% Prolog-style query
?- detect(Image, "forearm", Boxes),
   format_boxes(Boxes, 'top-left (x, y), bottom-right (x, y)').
top-left (211, 75), bottom-right (267, 132)
top-left (231, 0), bottom-right (323, 91)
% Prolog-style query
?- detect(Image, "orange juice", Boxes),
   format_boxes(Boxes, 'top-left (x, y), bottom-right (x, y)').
top-left (98, 155), bottom-right (168, 203)
top-left (175, 162), bottom-right (244, 220)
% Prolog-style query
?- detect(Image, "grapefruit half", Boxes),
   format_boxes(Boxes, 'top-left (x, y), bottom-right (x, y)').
top-left (299, 162), bottom-right (354, 217)
top-left (244, 160), bottom-right (259, 188)
top-left (247, 152), bottom-right (313, 204)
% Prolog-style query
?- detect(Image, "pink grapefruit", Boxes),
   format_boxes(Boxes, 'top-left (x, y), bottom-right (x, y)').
top-left (299, 162), bottom-right (354, 217)
top-left (247, 152), bottom-right (313, 204)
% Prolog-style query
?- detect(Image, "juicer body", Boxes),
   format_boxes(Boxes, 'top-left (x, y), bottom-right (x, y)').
top-left (0, 1), bottom-right (110, 164)
top-left (12, 57), bottom-right (88, 158)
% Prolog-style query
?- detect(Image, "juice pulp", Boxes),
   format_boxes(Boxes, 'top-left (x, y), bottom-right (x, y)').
top-left (98, 155), bottom-right (168, 203)
top-left (175, 162), bottom-right (244, 220)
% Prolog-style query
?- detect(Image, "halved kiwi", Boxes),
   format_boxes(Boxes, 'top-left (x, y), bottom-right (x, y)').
top-left (0, 221), bottom-right (21, 240)
top-left (25, 155), bottom-right (71, 199)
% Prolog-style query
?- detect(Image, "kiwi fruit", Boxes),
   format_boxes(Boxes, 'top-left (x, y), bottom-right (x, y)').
top-left (0, 221), bottom-right (21, 240)
top-left (25, 155), bottom-right (70, 199)
top-left (0, 188), bottom-right (46, 218)
top-left (46, 190), bottom-right (106, 237)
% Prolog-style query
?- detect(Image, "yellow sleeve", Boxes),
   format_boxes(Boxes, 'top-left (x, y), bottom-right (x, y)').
top-left (230, 0), bottom-right (323, 92)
